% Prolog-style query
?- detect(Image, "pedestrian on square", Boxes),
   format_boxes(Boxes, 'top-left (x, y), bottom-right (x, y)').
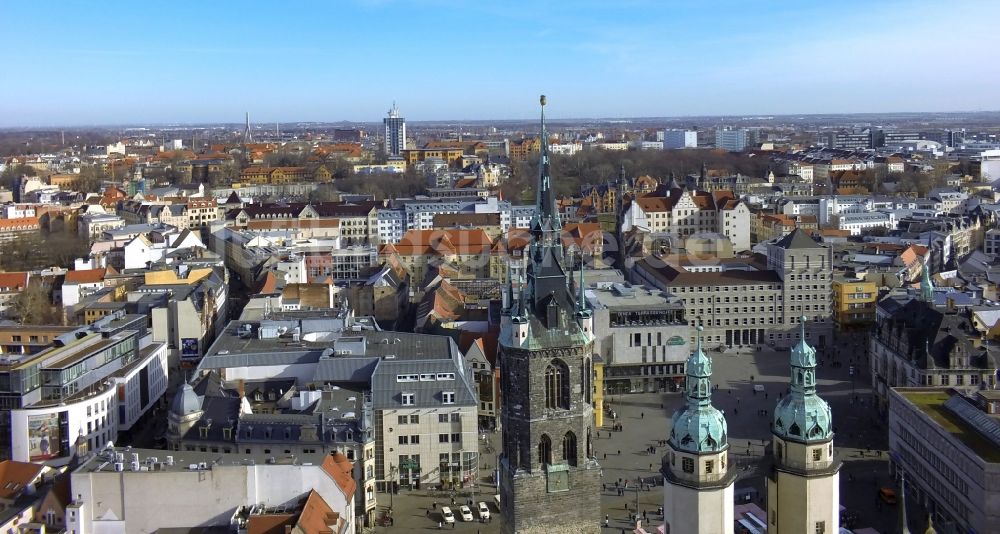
top-left (641, 412), bottom-right (644, 419)
top-left (433, 502), bottom-right (438, 510)
top-left (618, 449), bottom-right (621, 455)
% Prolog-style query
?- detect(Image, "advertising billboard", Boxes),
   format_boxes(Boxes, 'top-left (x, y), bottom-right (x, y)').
top-left (180, 337), bottom-right (199, 358)
top-left (27, 413), bottom-right (61, 461)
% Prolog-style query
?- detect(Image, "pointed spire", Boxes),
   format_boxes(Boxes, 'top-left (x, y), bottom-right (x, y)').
top-left (899, 471), bottom-right (912, 534)
top-left (920, 258), bottom-right (935, 303)
top-left (535, 95), bottom-right (558, 225)
top-left (773, 315), bottom-right (833, 443)
top-left (618, 163), bottom-right (626, 185)
top-left (685, 325), bottom-right (712, 407)
top-left (504, 264), bottom-right (515, 313)
top-left (575, 262), bottom-right (590, 316)
top-left (516, 273), bottom-right (526, 318)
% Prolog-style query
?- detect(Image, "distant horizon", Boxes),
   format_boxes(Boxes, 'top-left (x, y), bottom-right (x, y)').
top-left (3, 108), bottom-right (1000, 131)
top-left (2, 1), bottom-right (999, 127)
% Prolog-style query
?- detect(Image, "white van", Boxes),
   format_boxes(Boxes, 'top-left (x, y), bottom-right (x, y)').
top-left (441, 506), bottom-right (455, 524)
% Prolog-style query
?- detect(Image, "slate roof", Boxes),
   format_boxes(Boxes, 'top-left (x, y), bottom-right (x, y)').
top-left (774, 228), bottom-right (821, 249)
top-left (875, 298), bottom-right (997, 370)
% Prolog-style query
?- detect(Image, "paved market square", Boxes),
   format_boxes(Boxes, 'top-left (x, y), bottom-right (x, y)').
top-left (372, 333), bottom-right (906, 533)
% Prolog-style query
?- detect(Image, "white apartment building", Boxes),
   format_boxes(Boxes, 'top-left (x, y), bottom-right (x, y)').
top-left (376, 197), bottom-right (533, 245)
top-left (818, 196), bottom-right (873, 226)
top-left (837, 212), bottom-right (895, 236)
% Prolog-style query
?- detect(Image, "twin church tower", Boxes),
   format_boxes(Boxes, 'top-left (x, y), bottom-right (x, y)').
top-left (498, 96), bottom-right (838, 533)
top-left (663, 320), bottom-right (840, 533)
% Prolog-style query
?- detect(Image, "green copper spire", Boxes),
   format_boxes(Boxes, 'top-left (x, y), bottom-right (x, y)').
top-left (668, 326), bottom-right (728, 454)
top-left (920, 258), bottom-right (935, 303)
top-left (772, 316), bottom-right (833, 443)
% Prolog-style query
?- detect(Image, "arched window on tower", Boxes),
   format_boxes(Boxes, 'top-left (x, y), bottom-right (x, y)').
top-left (544, 359), bottom-right (570, 409)
top-left (538, 435), bottom-right (552, 467)
top-left (563, 432), bottom-right (578, 466)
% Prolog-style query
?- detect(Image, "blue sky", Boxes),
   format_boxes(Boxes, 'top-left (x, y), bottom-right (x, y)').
top-left (2, 0), bottom-right (998, 126)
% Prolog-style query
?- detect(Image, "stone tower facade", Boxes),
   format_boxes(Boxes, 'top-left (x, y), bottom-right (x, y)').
top-left (767, 317), bottom-right (841, 534)
top-left (498, 96), bottom-right (601, 534)
top-left (662, 326), bottom-right (736, 534)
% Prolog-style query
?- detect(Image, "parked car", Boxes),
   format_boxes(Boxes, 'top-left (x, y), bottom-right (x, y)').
top-left (441, 506), bottom-right (455, 524)
top-left (459, 505), bottom-right (474, 522)
top-left (477, 501), bottom-right (490, 520)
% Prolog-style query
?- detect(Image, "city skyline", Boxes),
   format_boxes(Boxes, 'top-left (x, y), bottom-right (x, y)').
top-left (3, 0), bottom-right (1000, 127)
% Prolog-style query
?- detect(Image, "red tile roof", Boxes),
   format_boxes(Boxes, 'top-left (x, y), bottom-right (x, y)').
top-left (294, 489), bottom-right (341, 534)
top-left (321, 452), bottom-right (356, 500)
top-left (0, 460), bottom-right (44, 499)
top-left (0, 272), bottom-right (29, 291)
top-left (392, 229), bottom-right (492, 257)
top-left (0, 217), bottom-right (40, 231)
top-left (64, 268), bottom-right (109, 285)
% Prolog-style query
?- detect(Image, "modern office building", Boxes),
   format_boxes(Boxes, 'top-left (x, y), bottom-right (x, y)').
top-left (384, 103), bottom-right (406, 158)
top-left (715, 128), bottom-right (749, 152)
top-left (888, 387), bottom-right (1000, 533)
top-left (587, 280), bottom-right (690, 394)
top-left (824, 130), bottom-right (873, 150)
top-left (663, 130), bottom-right (698, 149)
top-left (0, 315), bottom-right (168, 462)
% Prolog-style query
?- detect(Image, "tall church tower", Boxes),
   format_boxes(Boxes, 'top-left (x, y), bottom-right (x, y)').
top-left (662, 326), bottom-right (735, 534)
top-left (498, 96), bottom-right (601, 534)
top-left (767, 317), bottom-right (841, 533)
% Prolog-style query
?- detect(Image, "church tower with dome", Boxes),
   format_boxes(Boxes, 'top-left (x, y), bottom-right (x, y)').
top-left (662, 325), bottom-right (736, 534)
top-left (767, 316), bottom-right (841, 533)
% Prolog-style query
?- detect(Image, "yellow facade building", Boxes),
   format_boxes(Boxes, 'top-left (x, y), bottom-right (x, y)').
top-left (831, 277), bottom-right (877, 330)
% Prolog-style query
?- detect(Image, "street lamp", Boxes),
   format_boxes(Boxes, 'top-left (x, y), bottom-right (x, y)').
top-left (388, 463), bottom-right (397, 510)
